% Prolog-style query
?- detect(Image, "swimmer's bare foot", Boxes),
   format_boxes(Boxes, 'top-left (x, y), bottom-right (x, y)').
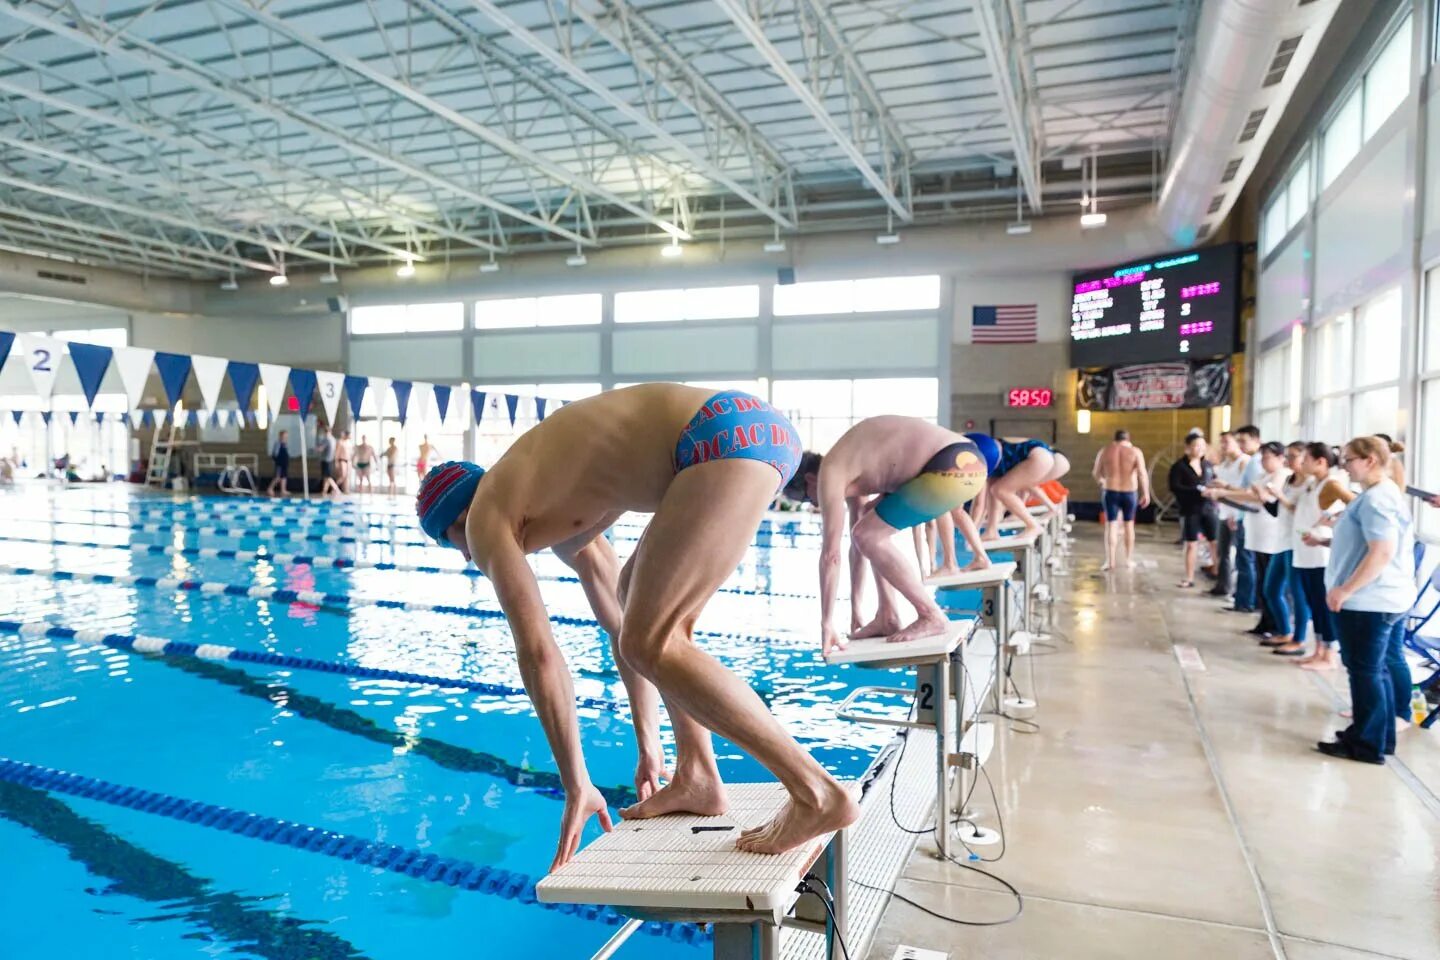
top-left (930, 564), bottom-right (962, 580)
top-left (962, 557), bottom-right (992, 572)
top-left (888, 613), bottom-right (949, 644)
top-left (850, 614), bottom-right (902, 640)
top-left (735, 780), bottom-right (859, 855)
top-left (620, 769), bottom-right (727, 820)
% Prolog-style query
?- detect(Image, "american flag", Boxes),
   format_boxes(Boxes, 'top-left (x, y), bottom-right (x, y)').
top-left (972, 304), bottom-right (1038, 343)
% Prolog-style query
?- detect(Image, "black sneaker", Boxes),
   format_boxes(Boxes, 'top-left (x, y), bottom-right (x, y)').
top-left (1207, 587), bottom-right (1229, 598)
top-left (1315, 739), bottom-right (1383, 765)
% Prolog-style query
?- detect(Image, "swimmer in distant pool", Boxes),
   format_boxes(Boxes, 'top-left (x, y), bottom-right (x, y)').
top-left (414, 383), bottom-right (857, 868)
top-left (786, 417), bottom-right (993, 654)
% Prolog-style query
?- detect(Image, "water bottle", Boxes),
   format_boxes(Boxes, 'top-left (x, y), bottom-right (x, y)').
top-left (1411, 686), bottom-right (1429, 726)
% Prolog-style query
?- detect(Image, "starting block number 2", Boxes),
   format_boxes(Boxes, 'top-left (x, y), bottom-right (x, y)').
top-left (914, 674), bottom-right (937, 726)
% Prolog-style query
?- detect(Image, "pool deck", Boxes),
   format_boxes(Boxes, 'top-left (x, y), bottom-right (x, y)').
top-left (866, 525), bottom-right (1440, 960)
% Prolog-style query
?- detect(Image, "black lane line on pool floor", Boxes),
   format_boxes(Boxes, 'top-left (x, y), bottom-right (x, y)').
top-left (0, 780), bottom-right (372, 960)
top-left (159, 653), bottom-right (640, 809)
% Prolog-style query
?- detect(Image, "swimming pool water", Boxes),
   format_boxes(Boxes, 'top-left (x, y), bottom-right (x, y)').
top-left (0, 486), bottom-right (920, 960)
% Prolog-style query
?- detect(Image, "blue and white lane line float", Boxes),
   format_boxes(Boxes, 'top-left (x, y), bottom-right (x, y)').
top-left (0, 535), bottom-right (820, 600)
top-left (0, 759), bottom-right (706, 945)
top-left (0, 620), bottom-right (624, 711)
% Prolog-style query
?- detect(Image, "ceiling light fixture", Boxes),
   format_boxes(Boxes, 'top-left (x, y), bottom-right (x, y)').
top-left (219, 275), bottom-right (238, 291)
top-left (269, 273), bottom-right (289, 287)
top-left (480, 259), bottom-right (500, 274)
top-left (764, 223), bottom-right (786, 253)
top-left (396, 256), bottom-right (416, 278)
top-left (660, 238), bottom-right (683, 259)
top-left (1007, 166), bottom-right (1031, 235)
top-left (876, 210), bottom-right (900, 245)
top-left (566, 242), bottom-right (587, 267)
top-left (1079, 148), bottom-right (1106, 229)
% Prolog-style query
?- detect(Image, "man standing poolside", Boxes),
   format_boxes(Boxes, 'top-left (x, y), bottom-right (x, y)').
top-left (785, 418), bottom-right (993, 654)
top-left (414, 384), bottom-right (857, 870)
top-left (1093, 430), bottom-right (1150, 570)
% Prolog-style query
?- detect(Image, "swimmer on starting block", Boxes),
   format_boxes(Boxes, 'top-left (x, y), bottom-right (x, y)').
top-left (414, 383), bottom-right (858, 868)
top-left (967, 433), bottom-right (1055, 541)
top-left (785, 417), bottom-right (994, 655)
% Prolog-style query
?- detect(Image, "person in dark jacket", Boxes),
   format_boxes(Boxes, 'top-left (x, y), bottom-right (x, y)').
top-left (1169, 433), bottom-right (1220, 588)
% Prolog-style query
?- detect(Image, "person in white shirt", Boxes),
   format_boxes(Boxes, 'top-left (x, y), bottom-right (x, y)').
top-left (1284, 443), bottom-right (1355, 670)
top-left (1242, 442), bottom-right (1291, 641)
top-left (1207, 432), bottom-right (1248, 598)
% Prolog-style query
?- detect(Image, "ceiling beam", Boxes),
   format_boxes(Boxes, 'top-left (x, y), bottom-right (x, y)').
top-left (0, 69), bottom-right (501, 257)
top-left (465, 0), bottom-right (793, 229)
top-left (0, 132), bottom-right (426, 264)
top-left (711, 0), bottom-right (911, 221)
top-left (972, 0), bottom-right (1043, 212)
top-left (214, 0), bottom-right (689, 241)
top-left (0, 0), bottom-right (594, 248)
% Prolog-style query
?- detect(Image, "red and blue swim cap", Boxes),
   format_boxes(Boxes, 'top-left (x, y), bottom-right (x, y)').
top-left (416, 461), bottom-right (485, 546)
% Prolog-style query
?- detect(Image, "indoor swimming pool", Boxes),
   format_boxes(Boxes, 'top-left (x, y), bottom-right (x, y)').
top-left (0, 486), bottom-right (929, 960)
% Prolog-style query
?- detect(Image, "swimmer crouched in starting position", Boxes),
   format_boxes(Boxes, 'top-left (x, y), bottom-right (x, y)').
top-left (414, 384), bottom-right (858, 869)
top-left (786, 417), bottom-right (995, 655)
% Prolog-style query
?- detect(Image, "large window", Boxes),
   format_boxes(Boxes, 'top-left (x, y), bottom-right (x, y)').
top-left (1262, 155), bottom-right (1312, 256)
top-left (1307, 287), bottom-right (1404, 444)
top-left (1420, 266), bottom-right (1440, 539)
top-left (351, 302), bottom-right (463, 335)
top-left (771, 377), bottom-right (938, 452)
top-left (52, 327), bottom-right (128, 349)
top-left (773, 276), bottom-right (940, 317)
top-left (474, 294), bottom-right (601, 329)
top-left (615, 285), bottom-right (759, 323)
top-left (1253, 343), bottom-right (1290, 442)
top-left (1321, 16), bottom-right (1412, 189)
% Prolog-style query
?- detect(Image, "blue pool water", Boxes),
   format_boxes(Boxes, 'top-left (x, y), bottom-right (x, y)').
top-left (0, 487), bottom-right (928, 960)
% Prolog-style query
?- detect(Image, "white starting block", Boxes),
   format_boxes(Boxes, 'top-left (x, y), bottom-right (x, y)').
top-left (924, 562), bottom-right (1017, 722)
top-left (538, 783), bottom-right (849, 960)
top-left (828, 618), bottom-right (997, 859)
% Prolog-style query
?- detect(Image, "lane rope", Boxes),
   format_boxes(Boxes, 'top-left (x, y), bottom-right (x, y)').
top-left (0, 619), bottom-right (624, 712)
top-left (0, 534), bottom-right (823, 600)
top-left (0, 758), bottom-right (706, 945)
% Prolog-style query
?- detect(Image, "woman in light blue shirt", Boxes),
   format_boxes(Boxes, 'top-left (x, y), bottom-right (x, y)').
top-left (1318, 437), bottom-right (1416, 764)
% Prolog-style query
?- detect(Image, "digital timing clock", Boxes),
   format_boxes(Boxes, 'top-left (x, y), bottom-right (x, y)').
top-left (1006, 388), bottom-right (1053, 408)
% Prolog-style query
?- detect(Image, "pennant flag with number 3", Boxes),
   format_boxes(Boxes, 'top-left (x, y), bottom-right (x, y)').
top-left (315, 371), bottom-right (345, 425)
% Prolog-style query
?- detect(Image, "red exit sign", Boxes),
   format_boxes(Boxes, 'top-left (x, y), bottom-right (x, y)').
top-left (1006, 388), bottom-right (1053, 408)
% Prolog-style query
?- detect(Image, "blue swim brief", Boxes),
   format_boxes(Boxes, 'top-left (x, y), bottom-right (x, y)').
top-left (873, 441), bottom-right (990, 530)
top-left (674, 391), bottom-right (803, 490)
top-left (994, 438), bottom-right (1051, 478)
top-left (1102, 489), bottom-right (1138, 522)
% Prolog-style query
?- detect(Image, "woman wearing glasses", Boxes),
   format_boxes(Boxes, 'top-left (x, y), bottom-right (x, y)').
top-left (1317, 437), bottom-right (1416, 765)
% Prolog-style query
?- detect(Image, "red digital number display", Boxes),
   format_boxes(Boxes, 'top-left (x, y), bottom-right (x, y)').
top-left (1006, 388), bottom-right (1053, 408)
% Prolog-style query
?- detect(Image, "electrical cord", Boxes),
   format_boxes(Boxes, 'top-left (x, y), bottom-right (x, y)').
top-left (796, 875), bottom-right (852, 960)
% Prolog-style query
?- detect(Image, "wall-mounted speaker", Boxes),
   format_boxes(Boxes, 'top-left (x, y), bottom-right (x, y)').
top-left (777, 267), bottom-right (796, 286)
top-left (326, 295), bottom-right (348, 313)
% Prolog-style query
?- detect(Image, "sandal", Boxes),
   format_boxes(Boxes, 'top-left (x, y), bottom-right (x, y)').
top-left (1176, 580), bottom-right (1195, 588)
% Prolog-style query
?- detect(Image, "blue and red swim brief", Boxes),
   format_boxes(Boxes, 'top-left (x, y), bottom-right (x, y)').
top-left (674, 391), bottom-right (803, 490)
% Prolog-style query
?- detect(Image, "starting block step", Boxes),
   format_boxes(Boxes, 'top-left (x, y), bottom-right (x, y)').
top-left (537, 783), bottom-right (843, 916)
top-left (981, 530), bottom-right (1040, 553)
top-left (923, 561), bottom-right (1017, 590)
top-left (823, 618), bottom-right (972, 667)
top-left (1005, 629), bottom-right (1032, 655)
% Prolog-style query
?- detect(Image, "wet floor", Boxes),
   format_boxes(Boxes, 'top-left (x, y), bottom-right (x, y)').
top-left (868, 525), bottom-right (1440, 960)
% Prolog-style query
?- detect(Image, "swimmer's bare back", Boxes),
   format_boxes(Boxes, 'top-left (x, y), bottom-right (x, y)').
top-left (1097, 441), bottom-right (1143, 492)
top-left (822, 416), bottom-right (974, 498)
top-left (465, 384), bottom-right (714, 553)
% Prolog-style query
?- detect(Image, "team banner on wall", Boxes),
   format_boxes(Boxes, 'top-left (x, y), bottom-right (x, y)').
top-left (1076, 358), bottom-right (1232, 411)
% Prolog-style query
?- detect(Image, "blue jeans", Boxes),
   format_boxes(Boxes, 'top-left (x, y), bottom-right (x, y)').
top-left (1233, 522), bottom-right (1257, 611)
top-left (1263, 550), bottom-right (1308, 643)
top-left (1336, 609), bottom-right (1406, 759)
top-left (1388, 620), bottom-right (1413, 722)
top-left (1295, 566), bottom-right (1335, 646)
